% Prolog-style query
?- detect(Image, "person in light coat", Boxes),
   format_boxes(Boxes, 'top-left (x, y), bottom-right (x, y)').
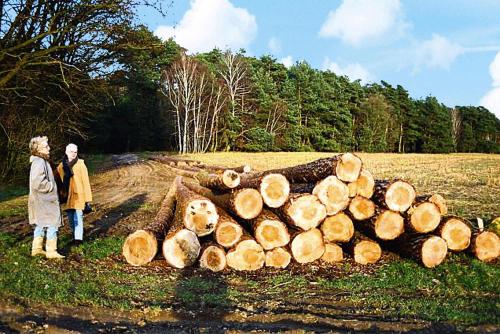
top-left (28, 136), bottom-right (64, 259)
top-left (57, 143), bottom-right (92, 245)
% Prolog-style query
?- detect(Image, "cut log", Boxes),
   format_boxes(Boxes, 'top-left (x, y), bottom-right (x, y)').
top-left (166, 165), bottom-right (240, 191)
top-left (249, 210), bottom-right (290, 250)
top-left (348, 196), bottom-right (376, 221)
top-left (346, 235), bottom-right (382, 265)
top-left (258, 173), bottom-right (290, 208)
top-left (407, 200), bottom-right (441, 233)
top-left (214, 209), bottom-right (244, 248)
top-left (226, 235), bottom-right (265, 271)
top-left (390, 234), bottom-right (448, 268)
top-left (162, 210), bottom-right (201, 268)
top-left (321, 213), bottom-right (354, 243)
top-left (276, 193), bottom-right (327, 230)
top-left (184, 181), bottom-right (263, 219)
top-left (175, 177), bottom-right (218, 236)
top-left (199, 243), bottom-right (227, 272)
top-left (122, 180), bottom-right (178, 266)
top-left (348, 169), bottom-right (375, 199)
top-left (416, 194), bottom-right (448, 215)
top-left (312, 176), bottom-right (350, 215)
top-left (265, 247), bottom-right (292, 268)
top-left (470, 231), bottom-right (500, 262)
top-left (373, 180), bottom-right (416, 212)
top-left (290, 228), bottom-right (325, 263)
top-left (370, 210), bottom-right (405, 241)
top-left (151, 155), bottom-right (251, 173)
top-left (436, 217), bottom-right (471, 251)
top-left (321, 243), bottom-right (344, 263)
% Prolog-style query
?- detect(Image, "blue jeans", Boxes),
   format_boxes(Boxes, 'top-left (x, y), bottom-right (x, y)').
top-left (34, 225), bottom-right (58, 240)
top-left (67, 209), bottom-right (84, 241)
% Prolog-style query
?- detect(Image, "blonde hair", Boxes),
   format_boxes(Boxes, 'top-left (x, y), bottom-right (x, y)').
top-left (29, 136), bottom-right (48, 155)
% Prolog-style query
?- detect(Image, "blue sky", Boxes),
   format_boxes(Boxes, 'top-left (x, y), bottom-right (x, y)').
top-left (140, 0), bottom-right (500, 119)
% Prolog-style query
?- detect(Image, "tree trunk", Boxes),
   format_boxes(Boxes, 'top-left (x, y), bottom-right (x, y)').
top-left (175, 177), bottom-right (219, 236)
top-left (239, 173), bottom-right (290, 208)
top-left (166, 165), bottom-right (240, 191)
top-left (226, 233), bottom-right (265, 271)
top-left (312, 176), bottom-right (350, 215)
top-left (470, 230), bottom-right (500, 262)
top-left (151, 155), bottom-right (251, 173)
top-left (199, 242), bottom-right (227, 272)
top-left (373, 179), bottom-right (416, 212)
top-left (122, 180), bottom-right (177, 266)
top-left (436, 216), bottom-right (471, 251)
top-left (348, 169), bottom-right (375, 199)
top-left (265, 247), bottom-right (292, 268)
top-left (357, 209), bottom-right (405, 241)
top-left (183, 181), bottom-right (263, 220)
top-left (162, 209), bottom-right (201, 268)
top-left (289, 182), bottom-right (315, 194)
top-left (406, 198), bottom-right (441, 233)
top-left (345, 234), bottom-right (382, 265)
top-left (320, 212), bottom-right (354, 243)
top-left (348, 195), bottom-right (376, 221)
top-left (214, 208), bottom-right (244, 249)
top-left (290, 228), bottom-right (325, 263)
top-left (321, 243), bottom-right (344, 263)
top-left (249, 210), bottom-right (290, 250)
top-left (389, 234), bottom-right (448, 268)
top-left (274, 193), bottom-right (327, 230)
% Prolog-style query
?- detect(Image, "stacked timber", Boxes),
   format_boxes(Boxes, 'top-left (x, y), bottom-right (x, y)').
top-left (123, 153), bottom-right (499, 271)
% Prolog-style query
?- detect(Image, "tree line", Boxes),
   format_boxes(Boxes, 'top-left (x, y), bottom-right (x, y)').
top-left (1, 0), bottom-right (499, 182)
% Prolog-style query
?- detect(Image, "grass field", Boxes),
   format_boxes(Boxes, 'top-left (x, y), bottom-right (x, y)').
top-left (0, 152), bottom-right (499, 331)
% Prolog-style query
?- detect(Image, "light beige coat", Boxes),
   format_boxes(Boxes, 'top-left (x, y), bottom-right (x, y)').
top-left (28, 156), bottom-right (62, 227)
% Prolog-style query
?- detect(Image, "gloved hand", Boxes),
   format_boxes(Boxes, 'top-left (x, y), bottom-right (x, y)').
top-left (83, 202), bottom-right (93, 214)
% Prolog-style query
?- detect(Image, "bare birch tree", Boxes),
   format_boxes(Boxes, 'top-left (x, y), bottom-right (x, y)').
top-left (451, 108), bottom-right (462, 152)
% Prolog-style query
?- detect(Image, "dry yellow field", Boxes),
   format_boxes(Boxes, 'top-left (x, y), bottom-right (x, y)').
top-left (184, 152), bottom-right (500, 220)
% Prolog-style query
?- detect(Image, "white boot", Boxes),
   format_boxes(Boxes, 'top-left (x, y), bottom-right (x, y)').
top-left (45, 238), bottom-right (65, 259)
top-left (31, 236), bottom-right (46, 256)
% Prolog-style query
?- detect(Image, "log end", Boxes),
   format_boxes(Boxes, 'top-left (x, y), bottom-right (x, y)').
top-left (321, 213), bottom-right (354, 243)
top-left (375, 210), bottom-right (405, 240)
top-left (222, 169), bottom-right (241, 188)
top-left (349, 196), bottom-right (376, 221)
top-left (265, 247), bottom-right (292, 268)
top-left (354, 169), bottom-right (375, 198)
top-left (122, 230), bottom-right (158, 266)
top-left (234, 188), bottom-right (263, 219)
top-left (200, 245), bottom-right (227, 272)
top-left (226, 239), bottom-right (265, 271)
top-left (386, 181), bottom-right (416, 212)
top-left (260, 174), bottom-right (290, 208)
top-left (255, 219), bottom-right (290, 250)
top-left (313, 176), bottom-right (350, 216)
top-left (336, 153), bottom-right (363, 183)
top-left (474, 231), bottom-right (500, 262)
top-left (291, 228), bottom-right (325, 264)
top-left (322, 243), bottom-right (344, 263)
top-left (215, 221), bottom-right (243, 248)
top-left (184, 199), bottom-right (219, 236)
top-left (441, 218), bottom-right (471, 251)
top-left (429, 194), bottom-right (448, 215)
top-left (410, 202), bottom-right (441, 233)
top-left (354, 240), bottom-right (382, 265)
top-left (287, 194), bottom-right (327, 230)
top-left (163, 229), bottom-right (201, 268)
top-left (421, 236), bottom-right (447, 268)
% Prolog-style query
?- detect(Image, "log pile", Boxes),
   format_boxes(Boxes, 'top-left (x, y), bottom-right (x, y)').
top-left (124, 154), bottom-right (500, 271)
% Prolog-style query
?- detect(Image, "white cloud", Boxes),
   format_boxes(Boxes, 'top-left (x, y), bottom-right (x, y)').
top-left (323, 57), bottom-right (373, 84)
top-left (154, 0), bottom-right (257, 54)
top-left (414, 34), bottom-right (465, 71)
top-left (319, 0), bottom-right (406, 46)
top-left (489, 51), bottom-right (500, 87)
top-left (280, 56), bottom-right (293, 68)
top-left (480, 87), bottom-right (500, 119)
top-left (268, 37), bottom-right (281, 54)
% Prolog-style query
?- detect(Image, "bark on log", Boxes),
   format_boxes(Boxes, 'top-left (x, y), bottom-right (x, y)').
top-left (165, 164), bottom-right (240, 191)
top-left (470, 230), bottom-right (500, 262)
top-left (389, 234), bottom-right (448, 268)
top-left (162, 209), bottom-right (201, 268)
top-left (249, 210), bottom-right (290, 250)
top-left (199, 242), bottom-right (227, 272)
top-left (320, 212), bottom-right (354, 243)
top-left (275, 193), bottom-right (327, 230)
top-left (348, 169), bottom-right (375, 199)
top-left (312, 176), bottom-right (350, 215)
top-left (175, 177), bottom-right (218, 236)
top-left (321, 243), bottom-right (344, 263)
top-left (290, 228), bottom-right (325, 264)
top-left (183, 181), bottom-right (263, 219)
top-left (406, 198), bottom-right (441, 233)
top-left (242, 153), bottom-right (362, 183)
top-left (345, 234), bottom-right (382, 265)
top-left (226, 233), bottom-right (266, 271)
top-left (289, 182), bottom-right (315, 194)
top-left (122, 180), bottom-right (178, 266)
top-left (348, 196), bottom-right (376, 221)
top-left (265, 247), bottom-right (292, 268)
top-left (435, 216), bottom-right (471, 251)
top-left (373, 179), bottom-right (416, 212)
top-left (151, 155), bottom-right (251, 173)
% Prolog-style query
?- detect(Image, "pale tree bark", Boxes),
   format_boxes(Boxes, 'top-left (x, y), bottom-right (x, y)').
top-left (451, 108), bottom-right (462, 152)
top-left (218, 51), bottom-right (250, 117)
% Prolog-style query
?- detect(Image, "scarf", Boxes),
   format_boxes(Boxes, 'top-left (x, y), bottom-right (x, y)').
top-left (62, 155), bottom-right (78, 193)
